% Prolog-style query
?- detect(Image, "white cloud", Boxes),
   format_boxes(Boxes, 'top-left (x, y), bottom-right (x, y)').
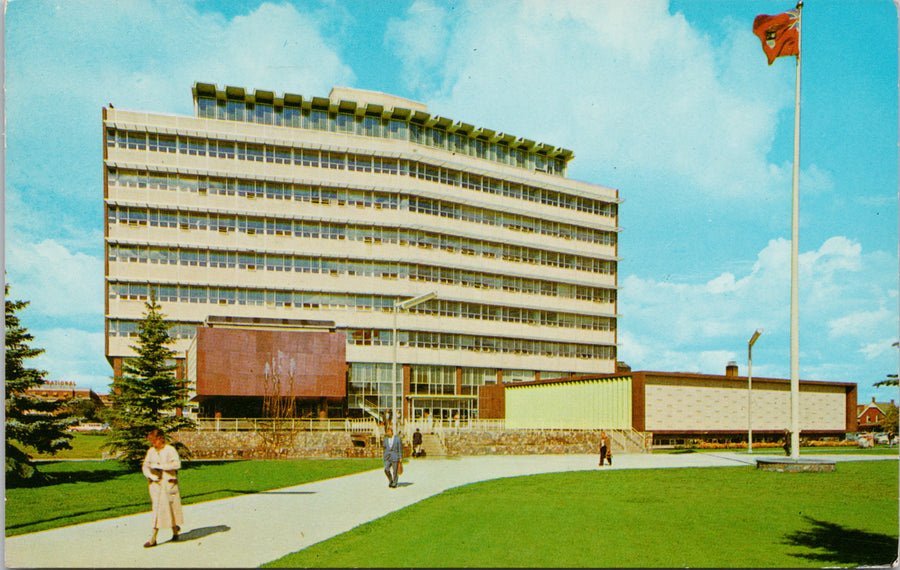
top-left (31, 328), bottom-right (111, 393)
top-left (5, 1), bottom-right (355, 210)
top-left (386, 0), bottom-right (811, 204)
top-left (618, 236), bottom-right (897, 378)
top-left (828, 309), bottom-right (894, 340)
top-left (385, 0), bottom-right (450, 92)
top-left (5, 239), bottom-right (104, 318)
top-left (858, 337), bottom-right (900, 361)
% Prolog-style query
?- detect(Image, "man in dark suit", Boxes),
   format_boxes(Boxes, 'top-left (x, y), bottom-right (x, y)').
top-left (412, 428), bottom-right (423, 457)
top-left (383, 426), bottom-right (403, 488)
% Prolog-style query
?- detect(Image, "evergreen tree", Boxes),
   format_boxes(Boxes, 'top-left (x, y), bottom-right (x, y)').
top-left (5, 285), bottom-right (77, 484)
top-left (104, 294), bottom-right (195, 464)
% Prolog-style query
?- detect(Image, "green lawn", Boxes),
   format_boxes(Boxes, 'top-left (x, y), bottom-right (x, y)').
top-left (264, 461), bottom-right (898, 568)
top-left (656, 446), bottom-right (899, 455)
top-left (19, 432), bottom-right (111, 460)
top-left (5, 458), bottom-right (382, 536)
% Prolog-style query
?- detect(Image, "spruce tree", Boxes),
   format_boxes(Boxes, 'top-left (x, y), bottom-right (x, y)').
top-left (5, 285), bottom-right (77, 483)
top-left (104, 293), bottom-right (195, 464)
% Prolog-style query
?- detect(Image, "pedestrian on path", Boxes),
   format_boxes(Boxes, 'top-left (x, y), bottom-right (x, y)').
top-left (599, 431), bottom-right (609, 467)
top-left (141, 428), bottom-right (183, 547)
top-left (383, 426), bottom-right (403, 488)
top-left (413, 428), bottom-right (423, 457)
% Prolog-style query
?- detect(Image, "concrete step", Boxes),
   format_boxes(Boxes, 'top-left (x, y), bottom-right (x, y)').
top-left (417, 433), bottom-right (445, 457)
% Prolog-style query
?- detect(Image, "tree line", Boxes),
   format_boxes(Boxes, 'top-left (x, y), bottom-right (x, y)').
top-left (5, 285), bottom-right (194, 485)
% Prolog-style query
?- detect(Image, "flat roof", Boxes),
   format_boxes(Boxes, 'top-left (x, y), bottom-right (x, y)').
top-left (507, 370), bottom-right (857, 390)
top-left (192, 82), bottom-right (575, 162)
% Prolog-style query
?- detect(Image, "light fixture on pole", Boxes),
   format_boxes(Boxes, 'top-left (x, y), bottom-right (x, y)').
top-left (392, 292), bottom-right (437, 433)
top-left (747, 329), bottom-right (763, 453)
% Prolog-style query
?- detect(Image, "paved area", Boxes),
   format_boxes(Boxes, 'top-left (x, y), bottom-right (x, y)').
top-left (5, 452), bottom-right (896, 568)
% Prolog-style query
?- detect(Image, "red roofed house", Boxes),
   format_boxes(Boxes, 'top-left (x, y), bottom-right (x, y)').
top-left (857, 397), bottom-right (895, 432)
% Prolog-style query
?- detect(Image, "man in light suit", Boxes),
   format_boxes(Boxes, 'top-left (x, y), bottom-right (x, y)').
top-left (383, 425), bottom-right (403, 488)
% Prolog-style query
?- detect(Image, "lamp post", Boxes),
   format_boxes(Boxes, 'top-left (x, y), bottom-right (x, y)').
top-left (748, 329), bottom-right (763, 453)
top-left (392, 292), bottom-right (437, 432)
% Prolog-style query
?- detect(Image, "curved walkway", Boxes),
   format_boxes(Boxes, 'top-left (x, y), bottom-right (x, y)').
top-left (5, 453), bottom-right (895, 568)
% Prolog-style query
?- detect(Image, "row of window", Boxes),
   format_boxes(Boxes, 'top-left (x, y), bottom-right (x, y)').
top-left (107, 282), bottom-right (615, 328)
top-left (194, 97), bottom-right (567, 176)
top-left (107, 318), bottom-right (614, 360)
top-left (107, 207), bottom-right (617, 275)
top-left (108, 244), bottom-right (617, 295)
top-left (347, 329), bottom-right (616, 360)
top-left (108, 319), bottom-right (198, 340)
top-left (349, 365), bottom-right (543, 402)
top-left (107, 130), bottom-right (613, 216)
top-left (108, 168), bottom-right (616, 245)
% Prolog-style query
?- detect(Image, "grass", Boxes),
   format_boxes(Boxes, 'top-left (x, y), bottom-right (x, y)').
top-left (5, 458), bottom-right (382, 537)
top-left (20, 432), bottom-right (111, 460)
top-left (264, 461), bottom-right (898, 568)
top-left (656, 446), bottom-right (899, 455)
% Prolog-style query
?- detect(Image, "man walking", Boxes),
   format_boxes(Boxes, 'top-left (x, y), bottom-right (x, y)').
top-left (412, 428), bottom-right (423, 457)
top-left (383, 426), bottom-right (403, 488)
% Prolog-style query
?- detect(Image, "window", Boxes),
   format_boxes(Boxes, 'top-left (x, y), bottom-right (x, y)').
top-left (126, 132), bottom-right (146, 150)
top-left (388, 120), bottom-right (407, 140)
top-left (226, 100), bottom-right (245, 121)
top-left (283, 105), bottom-right (301, 127)
top-left (149, 134), bottom-right (177, 153)
top-left (254, 104), bottom-right (273, 125)
top-left (323, 152), bottom-right (344, 169)
top-left (336, 113), bottom-right (355, 133)
top-left (309, 110), bottom-right (328, 130)
top-left (213, 140), bottom-right (235, 159)
top-left (299, 150), bottom-right (319, 167)
top-left (361, 116), bottom-right (380, 137)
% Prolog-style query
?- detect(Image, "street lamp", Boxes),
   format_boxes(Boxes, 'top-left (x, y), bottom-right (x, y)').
top-left (392, 292), bottom-right (437, 432)
top-left (748, 329), bottom-right (763, 453)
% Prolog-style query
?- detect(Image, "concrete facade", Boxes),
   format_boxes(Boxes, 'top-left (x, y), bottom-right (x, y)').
top-left (103, 83), bottom-right (620, 421)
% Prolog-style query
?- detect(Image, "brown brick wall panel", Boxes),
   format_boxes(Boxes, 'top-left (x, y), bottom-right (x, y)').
top-left (195, 328), bottom-right (346, 398)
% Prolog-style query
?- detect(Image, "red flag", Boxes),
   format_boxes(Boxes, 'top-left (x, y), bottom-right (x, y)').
top-left (753, 7), bottom-right (800, 65)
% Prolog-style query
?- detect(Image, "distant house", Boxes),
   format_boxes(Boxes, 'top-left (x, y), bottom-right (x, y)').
top-left (857, 397), bottom-right (895, 432)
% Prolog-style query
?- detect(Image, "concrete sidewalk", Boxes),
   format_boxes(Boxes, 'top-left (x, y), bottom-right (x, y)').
top-left (5, 453), bottom-right (895, 568)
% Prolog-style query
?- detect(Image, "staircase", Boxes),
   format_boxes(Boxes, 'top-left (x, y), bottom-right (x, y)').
top-left (417, 433), bottom-right (445, 457)
top-left (611, 429), bottom-right (652, 454)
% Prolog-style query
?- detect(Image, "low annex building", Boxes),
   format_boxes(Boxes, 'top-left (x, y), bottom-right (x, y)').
top-left (494, 363), bottom-right (857, 445)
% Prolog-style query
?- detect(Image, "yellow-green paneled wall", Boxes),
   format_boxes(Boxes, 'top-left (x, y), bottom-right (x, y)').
top-left (505, 376), bottom-right (632, 429)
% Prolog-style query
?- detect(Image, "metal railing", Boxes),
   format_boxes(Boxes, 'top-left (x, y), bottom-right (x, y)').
top-left (194, 417), bottom-right (652, 452)
top-left (196, 417), bottom-right (376, 433)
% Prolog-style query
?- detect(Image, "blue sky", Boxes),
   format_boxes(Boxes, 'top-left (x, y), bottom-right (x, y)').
top-left (5, 0), bottom-right (898, 406)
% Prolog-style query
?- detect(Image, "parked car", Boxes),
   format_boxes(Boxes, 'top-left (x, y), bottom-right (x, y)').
top-left (68, 422), bottom-right (109, 432)
top-left (875, 433), bottom-right (890, 445)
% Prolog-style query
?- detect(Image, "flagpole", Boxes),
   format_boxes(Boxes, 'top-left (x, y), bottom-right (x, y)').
top-left (790, 1), bottom-right (803, 460)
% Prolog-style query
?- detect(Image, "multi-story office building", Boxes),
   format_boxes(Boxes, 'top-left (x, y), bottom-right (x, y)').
top-left (104, 83), bottom-right (620, 421)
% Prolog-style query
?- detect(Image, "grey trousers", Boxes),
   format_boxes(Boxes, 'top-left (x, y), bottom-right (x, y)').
top-left (384, 460), bottom-right (399, 486)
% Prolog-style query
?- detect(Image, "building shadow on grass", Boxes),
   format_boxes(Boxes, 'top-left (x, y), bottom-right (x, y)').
top-left (171, 525), bottom-right (230, 543)
top-left (783, 516), bottom-right (898, 567)
top-left (9, 489), bottom-right (285, 533)
top-left (12, 464), bottom-right (131, 488)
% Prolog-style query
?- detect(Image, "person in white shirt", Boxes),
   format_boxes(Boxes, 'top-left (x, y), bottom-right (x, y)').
top-left (141, 428), bottom-right (183, 547)
top-left (382, 426), bottom-right (403, 488)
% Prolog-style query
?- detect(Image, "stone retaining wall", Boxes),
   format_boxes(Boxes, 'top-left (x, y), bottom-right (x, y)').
top-left (172, 431), bottom-right (381, 460)
top-left (172, 429), bottom-right (620, 459)
top-left (442, 430), bottom-right (609, 456)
